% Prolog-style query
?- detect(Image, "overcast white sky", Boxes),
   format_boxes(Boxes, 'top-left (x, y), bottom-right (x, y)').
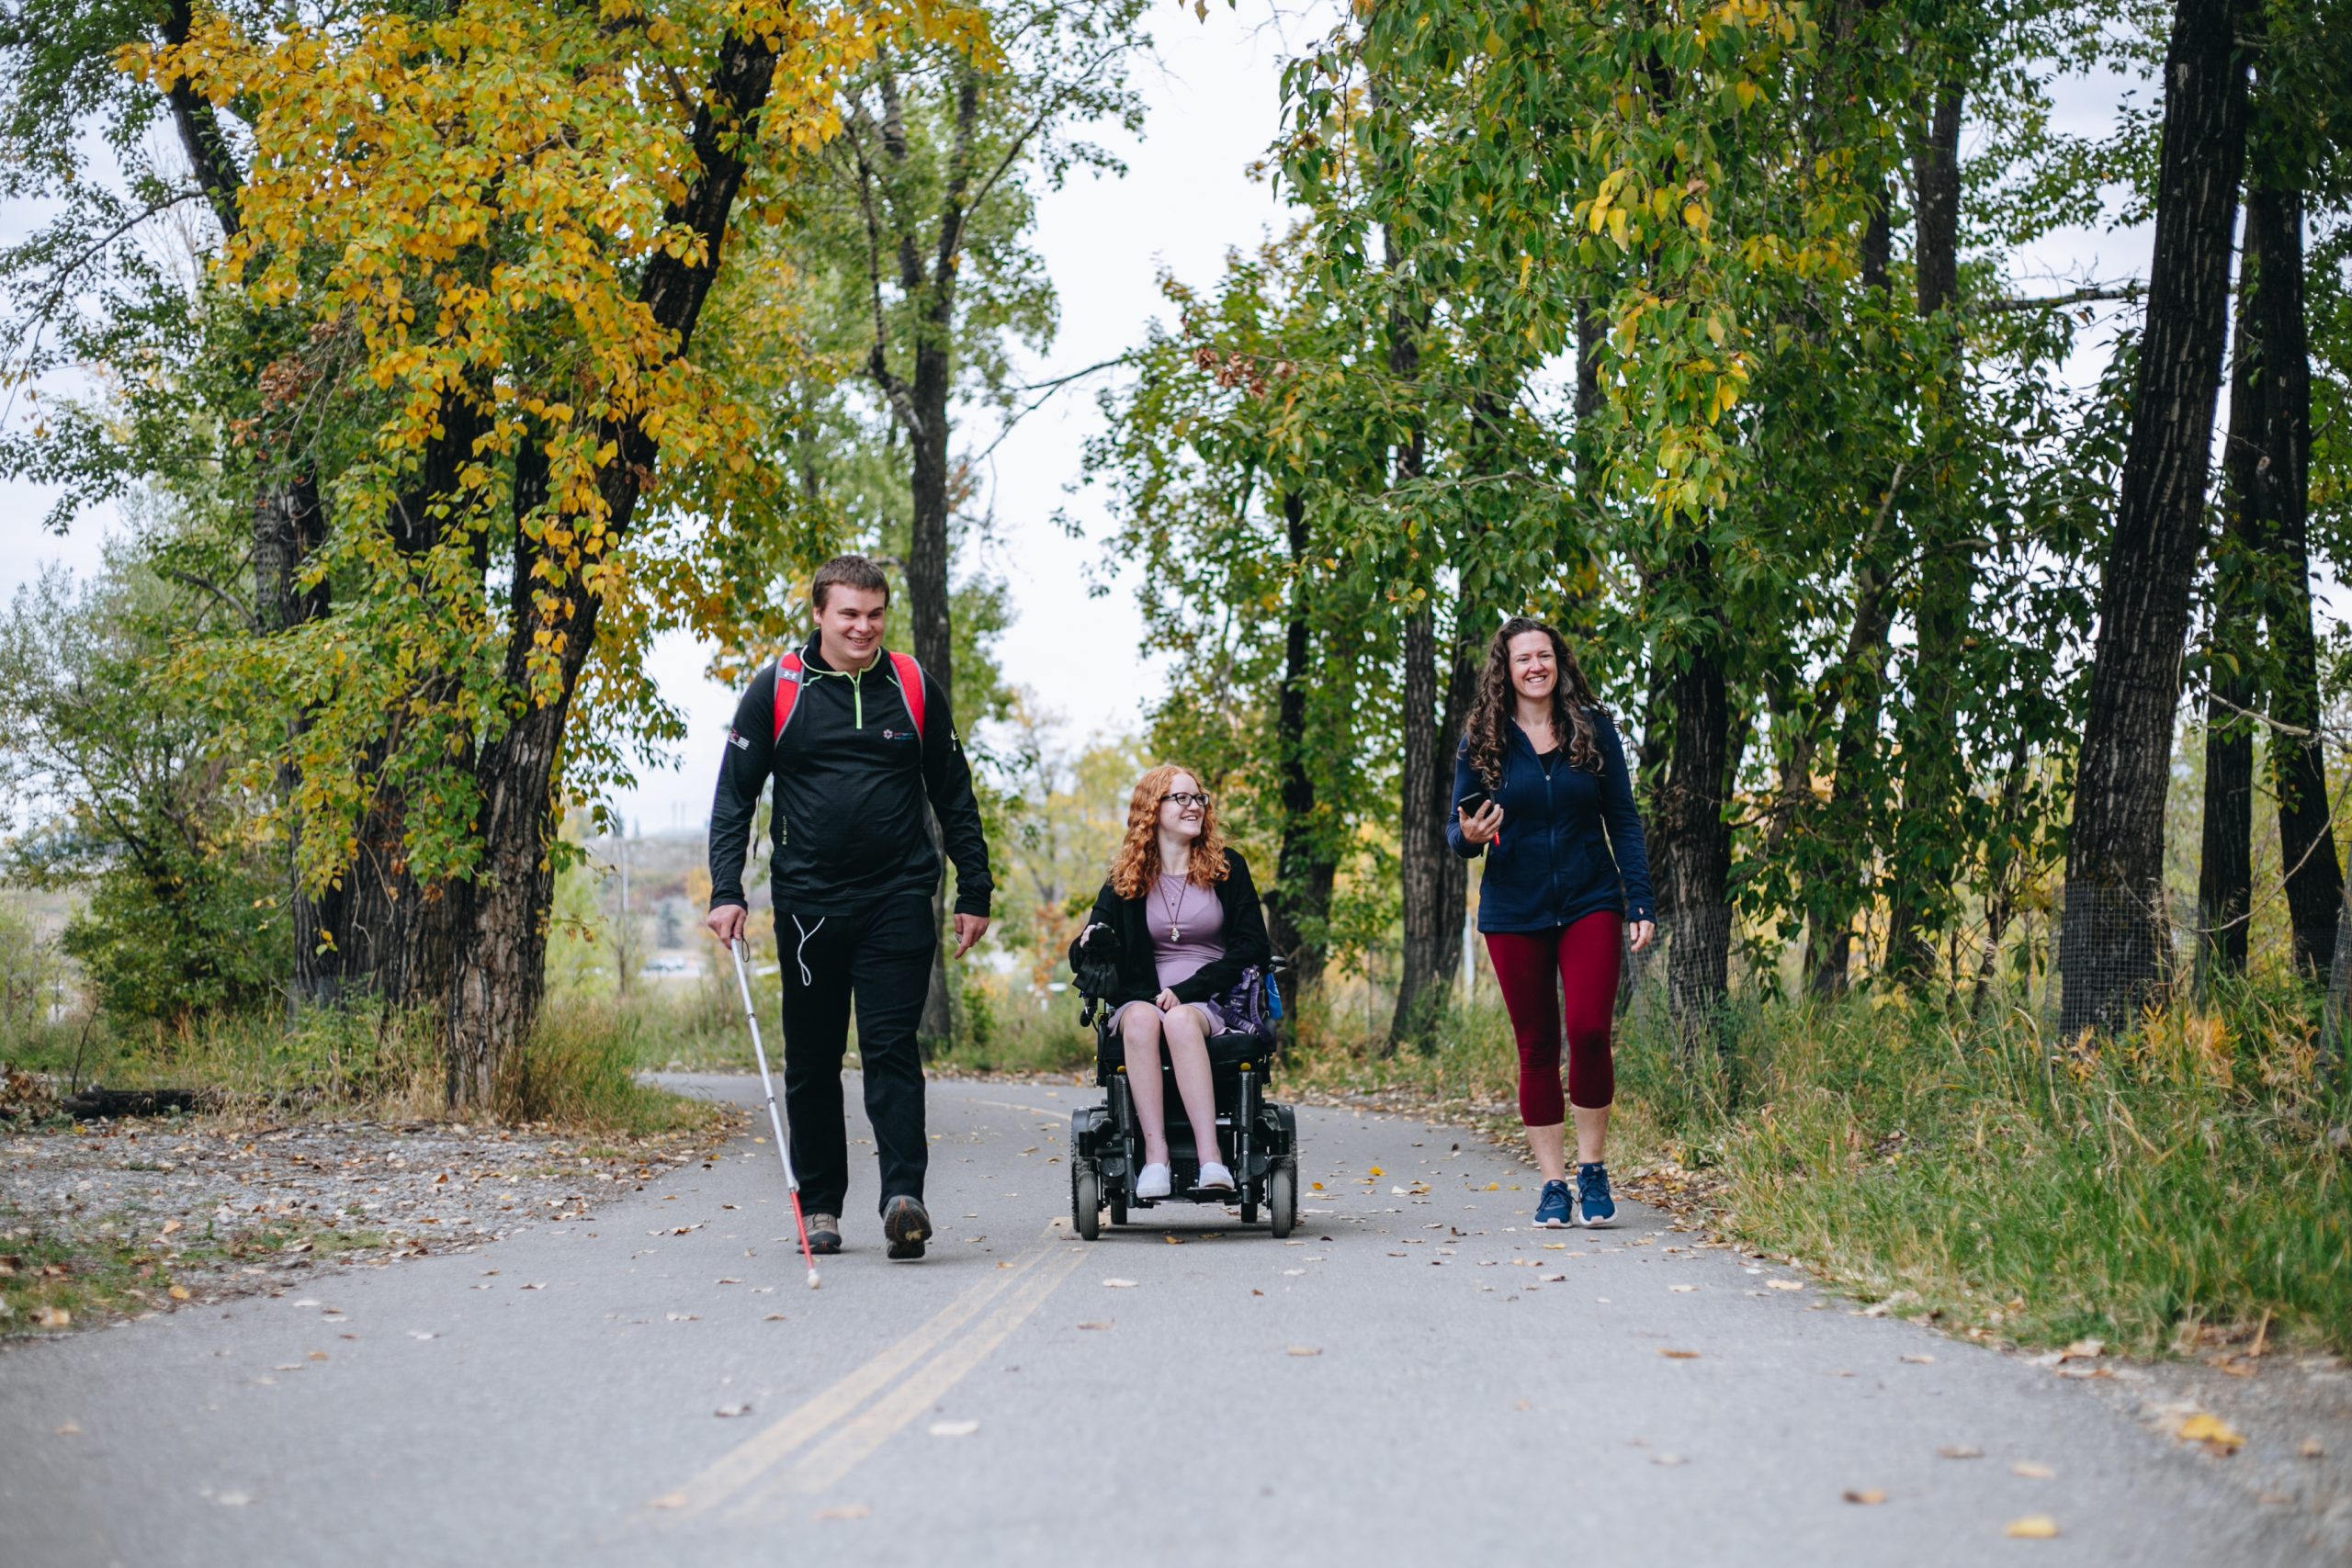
top-left (0, 6), bottom-right (2181, 838)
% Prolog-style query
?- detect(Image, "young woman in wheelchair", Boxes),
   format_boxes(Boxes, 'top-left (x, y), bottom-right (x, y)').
top-left (1069, 763), bottom-right (1272, 1200)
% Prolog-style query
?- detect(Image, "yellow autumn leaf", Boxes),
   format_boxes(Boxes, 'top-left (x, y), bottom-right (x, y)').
top-left (2176, 1413), bottom-right (2245, 1452)
top-left (2004, 1517), bottom-right (2060, 1540)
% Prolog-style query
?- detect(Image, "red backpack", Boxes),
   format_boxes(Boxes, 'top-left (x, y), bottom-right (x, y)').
top-left (771, 649), bottom-right (928, 744)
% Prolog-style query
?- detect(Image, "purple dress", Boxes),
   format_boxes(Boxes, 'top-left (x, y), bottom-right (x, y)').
top-left (1112, 873), bottom-right (1228, 1034)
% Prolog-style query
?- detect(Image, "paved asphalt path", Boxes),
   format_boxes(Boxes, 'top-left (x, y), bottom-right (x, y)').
top-left (0, 1074), bottom-right (2319, 1566)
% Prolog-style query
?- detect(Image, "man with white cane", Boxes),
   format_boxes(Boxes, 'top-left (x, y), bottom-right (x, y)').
top-left (706, 555), bottom-right (994, 1262)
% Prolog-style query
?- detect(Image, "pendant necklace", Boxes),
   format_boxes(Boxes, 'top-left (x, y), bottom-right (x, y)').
top-left (1158, 872), bottom-right (1194, 942)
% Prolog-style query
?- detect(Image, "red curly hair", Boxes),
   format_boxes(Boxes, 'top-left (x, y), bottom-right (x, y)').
top-left (1109, 763), bottom-right (1231, 898)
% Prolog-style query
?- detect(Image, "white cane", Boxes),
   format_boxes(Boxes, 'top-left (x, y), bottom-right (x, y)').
top-left (731, 937), bottom-right (820, 1290)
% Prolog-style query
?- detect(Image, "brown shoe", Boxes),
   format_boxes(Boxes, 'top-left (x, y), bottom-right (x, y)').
top-left (804, 1213), bottom-right (842, 1255)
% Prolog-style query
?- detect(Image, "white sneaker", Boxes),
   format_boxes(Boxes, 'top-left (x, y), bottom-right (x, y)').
top-left (1194, 1161), bottom-right (1236, 1192)
top-left (1136, 1162), bottom-right (1172, 1199)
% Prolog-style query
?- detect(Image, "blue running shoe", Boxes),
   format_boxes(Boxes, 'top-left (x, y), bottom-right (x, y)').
top-left (1533, 1179), bottom-right (1573, 1229)
top-left (1576, 1162), bottom-right (1616, 1227)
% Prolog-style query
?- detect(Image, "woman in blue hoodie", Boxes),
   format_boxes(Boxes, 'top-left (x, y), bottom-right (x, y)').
top-left (1448, 617), bottom-right (1655, 1228)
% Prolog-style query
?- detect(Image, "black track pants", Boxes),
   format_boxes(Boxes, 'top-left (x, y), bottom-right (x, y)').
top-left (776, 893), bottom-right (937, 1220)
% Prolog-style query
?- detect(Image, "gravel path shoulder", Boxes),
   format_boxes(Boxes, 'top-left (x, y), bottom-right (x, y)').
top-left (2, 1108), bottom-right (741, 1336)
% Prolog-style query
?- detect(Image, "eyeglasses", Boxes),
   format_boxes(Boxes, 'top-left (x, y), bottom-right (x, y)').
top-left (1159, 792), bottom-right (1212, 808)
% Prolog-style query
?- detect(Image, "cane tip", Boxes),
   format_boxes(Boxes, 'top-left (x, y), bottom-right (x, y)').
top-left (807, 1269), bottom-right (822, 1291)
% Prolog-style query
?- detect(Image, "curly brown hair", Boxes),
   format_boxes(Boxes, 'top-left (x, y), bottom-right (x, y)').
top-left (1462, 617), bottom-right (1604, 789)
top-left (1109, 763), bottom-right (1231, 898)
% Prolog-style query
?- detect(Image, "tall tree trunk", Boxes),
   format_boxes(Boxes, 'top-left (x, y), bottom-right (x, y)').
top-left (159, 0), bottom-right (244, 238)
top-left (1804, 503), bottom-right (1897, 997)
top-left (442, 27), bottom-right (777, 1104)
top-left (1886, 74), bottom-right (1970, 988)
top-left (1647, 541), bottom-right (1736, 1058)
top-left (253, 467), bottom-right (345, 1012)
top-left (888, 62), bottom-right (981, 1053)
top-left (910, 317), bottom-right (957, 1052)
top-left (1267, 491), bottom-right (1338, 997)
top-left (2197, 216), bottom-right (2267, 984)
top-left (2059, 0), bottom-right (2251, 1037)
top-left (342, 393), bottom-right (492, 1014)
top-left (2245, 175), bottom-right (2339, 977)
top-left (1383, 196), bottom-right (1448, 1051)
top-left (1797, 163), bottom-right (1896, 997)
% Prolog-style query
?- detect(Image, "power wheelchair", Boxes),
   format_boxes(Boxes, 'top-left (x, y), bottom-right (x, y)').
top-left (1065, 930), bottom-right (1301, 1239)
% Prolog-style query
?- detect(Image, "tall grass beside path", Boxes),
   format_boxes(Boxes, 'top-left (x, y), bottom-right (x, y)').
top-left (1283, 980), bottom-right (2352, 1359)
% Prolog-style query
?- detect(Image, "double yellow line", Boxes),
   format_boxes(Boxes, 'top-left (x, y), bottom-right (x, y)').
top-left (649, 1222), bottom-right (1083, 1518)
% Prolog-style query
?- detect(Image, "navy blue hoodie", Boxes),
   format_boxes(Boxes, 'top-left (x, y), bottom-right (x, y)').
top-left (1445, 708), bottom-right (1655, 933)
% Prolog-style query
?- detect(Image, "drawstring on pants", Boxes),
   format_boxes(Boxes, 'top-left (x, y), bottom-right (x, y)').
top-left (791, 916), bottom-right (828, 987)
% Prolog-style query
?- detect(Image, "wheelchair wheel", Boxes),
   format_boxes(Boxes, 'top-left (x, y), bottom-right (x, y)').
top-left (1267, 1162), bottom-right (1296, 1238)
top-left (1108, 1189), bottom-right (1127, 1227)
top-left (1240, 1199), bottom-right (1259, 1225)
top-left (1072, 1163), bottom-right (1101, 1241)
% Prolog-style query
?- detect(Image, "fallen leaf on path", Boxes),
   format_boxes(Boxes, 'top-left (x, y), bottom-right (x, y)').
top-left (666, 1313), bottom-right (699, 1323)
top-left (763, 1313), bottom-right (786, 1322)
top-left (521, 1282), bottom-right (547, 1291)
top-left (2004, 1517), bottom-right (2060, 1540)
top-left (1654, 1453), bottom-right (1686, 1467)
top-left (2299, 1438), bottom-right (2325, 1459)
top-left (1163, 1235), bottom-right (1185, 1246)
top-left (2012, 1461), bottom-right (2054, 1479)
top-left (53, 1421), bottom-right (79, 1436)
top-left (1076, 1320), bottom-right (1114, 1330)
top-left (1659, 1348), bottom-right (1701, 1359)
top-left (1938, 1446), bottom-right (1983, 1460)
top-left (1367, 1167), bottom-right (1384, 1177)
top-left (1541, 1274), bottom-right (1566, 1282)
top-left (215, 1493), bottom-right (254, 1507)
top-left (2057, 1337), bottom-right (2104, 1361)
top-left (1102, 1279), bottom-right (1137, 1289)
top-left (714, 1404), bottom-right (751, 1418)
top-left (1843, 1489), bottom-right (1887, 1506)
top-left (2174, 1413), bottom-right (2245, 1454)
top-left (1669, 1284), bottom-right (1697, 1293)
top-left (716, 1278), bottom-right (741, 1285)
top-left (1768, 1280), bottom-right (1804, 1292)
top-left (1283, 1269), bottom-right (1306, 1277)
top-left (1285, 1346), bottom-right (1322, 1357)
top-left (406, 1331), bottom-right (436, 1340)
top-left (929, 1420), bottom-right (979, 1437)
top-left (1901, 1354), bottom-right (1936, 1364)
top-left (646, 1493), bottom-right (689, 1510)
top-left (33, 1306), bottom-right (69, 1327)
top-left (168, 1286), bottom-right (190, 1302)
top-left (816, 1504), bottom-right (871, 1520)
top-left (306, 1350), bottom-right (328, 1362)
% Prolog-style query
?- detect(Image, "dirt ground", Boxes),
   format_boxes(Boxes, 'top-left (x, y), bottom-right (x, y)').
top-left (1, 1108), bottom-right (740, 1333)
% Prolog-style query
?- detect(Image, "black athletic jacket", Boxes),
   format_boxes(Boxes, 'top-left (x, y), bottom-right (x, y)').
top-left (707, 641), bottom-right (993, 919)
top-left (1067, 848), bottom-right (1272, 1010)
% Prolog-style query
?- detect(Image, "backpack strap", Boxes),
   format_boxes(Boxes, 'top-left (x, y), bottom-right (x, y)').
top-left (888, 650), bottom-right (927, 744)
top-left (771, 652), bottom-right (805, 743)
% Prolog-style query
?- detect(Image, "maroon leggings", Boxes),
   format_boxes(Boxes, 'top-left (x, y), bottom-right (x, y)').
top-left (1485, 911), bottom-right (1623, 1122)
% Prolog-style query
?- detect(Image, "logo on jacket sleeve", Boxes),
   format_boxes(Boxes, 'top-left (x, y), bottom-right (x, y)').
top-left (727, 728), bottom-right (750, 751)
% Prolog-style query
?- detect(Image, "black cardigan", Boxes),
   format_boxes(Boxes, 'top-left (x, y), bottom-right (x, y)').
top-left (1068, 848), bottom-right (1273, 1010)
